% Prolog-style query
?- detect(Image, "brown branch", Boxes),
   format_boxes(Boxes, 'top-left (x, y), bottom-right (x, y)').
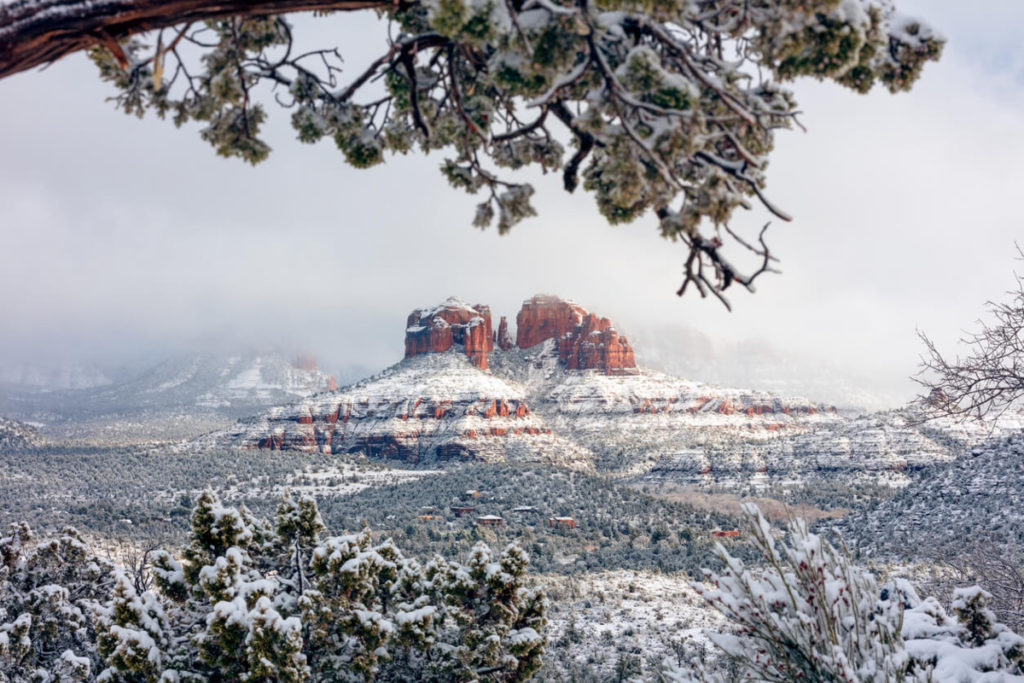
top-left (562, 132), bottom-right (593, 192)
top-left (335, 33), bottom-right (445, 103)
top-left (492, 107), bottom-right (547, 143)
top-left (446, 44), bottom-right (486, 141)
top-left (0, 0), bottom-right (391, 79)
top-left (915, 246), bottom-right (1024, 421)
top-left (399, 45), bottom-right (429, 139)
top-left (669, 216), bottom-right (777, 311)
top-left (549, 100), bottom-right (596, 192)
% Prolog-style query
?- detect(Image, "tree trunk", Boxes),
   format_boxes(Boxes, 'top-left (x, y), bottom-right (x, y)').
top-left (0, 0), bottom-right (390, 79)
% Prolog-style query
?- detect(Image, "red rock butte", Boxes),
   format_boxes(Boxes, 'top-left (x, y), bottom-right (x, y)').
top-left (404, 295), bottom-right (637, 374)
top-left (516, 295), bottom-right (636, 374)
top-left (404, 298), bottom-right (494, 369)
top-left (292, 352), bottom-right (319, 372)
top-left (293, 352), bottom-right (338, 392)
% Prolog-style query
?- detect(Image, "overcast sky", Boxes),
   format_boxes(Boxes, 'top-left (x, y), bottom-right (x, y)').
top-left (1, 1), bottom-right (1023, 405)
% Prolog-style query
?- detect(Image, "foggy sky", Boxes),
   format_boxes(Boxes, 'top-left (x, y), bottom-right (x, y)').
top-left (2, 0), bottom-right (1024, 405)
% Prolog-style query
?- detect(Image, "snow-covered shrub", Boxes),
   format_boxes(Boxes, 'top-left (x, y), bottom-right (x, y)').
top-left (903, 585), bottom-right (1024, 680)
top-left (0, 522), bottom-right (115, 681)
top-left (86, 487), bottom-right (547, 681)
top-left (668, 504), bottom-right (1024, 682)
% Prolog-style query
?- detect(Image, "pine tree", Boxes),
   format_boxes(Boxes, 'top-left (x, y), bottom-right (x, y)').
top-left (95, 572), bottom-right (173, 682)
top-left (434, 542), bottom-right (547, 682)
top-left (87, 488), bottom-right (547, 681)
top-left (0, 523), bottom-right (114, 681)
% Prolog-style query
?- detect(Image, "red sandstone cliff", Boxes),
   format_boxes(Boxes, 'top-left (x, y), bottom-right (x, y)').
top-left (403, 295), bottom-right (635, 374)
top-left (404, 298), bottom-right (494, 369)
top-left (495, 316), bottom-right (514, 351)
top-left (516, 295), bottom-right (637, 374)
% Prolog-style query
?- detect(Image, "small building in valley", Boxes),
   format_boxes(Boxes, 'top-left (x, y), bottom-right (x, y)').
top-left (548, 517), bottom-right (576, 530)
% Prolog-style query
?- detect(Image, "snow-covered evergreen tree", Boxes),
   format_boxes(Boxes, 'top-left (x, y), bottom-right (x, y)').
top-left (94, 572), bottom-right (173, 682)
top-left (434, 542), bottom-right (547, 682)
top-left (89, 487), bottom-right (546, 681)
top-left (0, 523), bottom-right (115, 681)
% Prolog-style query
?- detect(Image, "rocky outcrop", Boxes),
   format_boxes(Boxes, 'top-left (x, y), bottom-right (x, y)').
top-left (516, 295), bottom-right (588, 350)
top-left (0, 417), bottom-right (42, 450)
top-left (495, 316), bottom-right (514, 351)
top-left (222, 295), bottom-right (965, 494)
top-left (292, 353), bottom-right (318, 372)
top-left (516, 295), bottom-right (636, 374)
top-left (402, 295), bottom-right (634, 373)
top-left (293, 353), bottom-right (337, 392)
top-left (405, 298), bottom-right (494, 370)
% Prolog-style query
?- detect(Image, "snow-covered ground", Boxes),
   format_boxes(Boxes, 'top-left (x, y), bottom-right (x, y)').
top-left (218, 462), bottom-right (442, 501)
top-left (218, 352), bottom-right (596, 469)
top-left (539, 569), bottom-right (726, 680)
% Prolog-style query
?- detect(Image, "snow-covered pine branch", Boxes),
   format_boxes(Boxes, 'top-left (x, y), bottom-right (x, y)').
top-left (0, 0), bottom-right (943, 304)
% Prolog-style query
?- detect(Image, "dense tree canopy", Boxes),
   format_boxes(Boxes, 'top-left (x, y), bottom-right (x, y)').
top-left (0, 0), bottom-right (942, 305)
top-left (0, 489), bottom-right (546, 681)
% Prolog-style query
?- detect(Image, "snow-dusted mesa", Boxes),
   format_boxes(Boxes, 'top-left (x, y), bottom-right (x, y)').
top-left (207, 295), bottom-right (980, 488)
top-left (496, 342), bottom-right (838, 475)
top-left (487, 296), bottom-right (842, 476)
top-left (221, 295), bottom-right (849, 474)
top-left (644, 408), bottom-right (960, 490)
top-left (218, 351), bottom-right (595, 470)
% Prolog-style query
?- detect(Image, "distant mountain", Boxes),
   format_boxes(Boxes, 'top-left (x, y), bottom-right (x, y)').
top-left (0, 416), bottom-right (42, 450)
top-left (0, 351), bottom-right (339, 423)
top-left (627, 324), bottom-right (908, 412)
top-left (0, 361), bottom-right (113, 392)
top-left (119, 351), bottom-right (338, 412)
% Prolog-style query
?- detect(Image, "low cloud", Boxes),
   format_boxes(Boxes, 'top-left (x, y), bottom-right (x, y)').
top-left (0, 3), bottom-right (1021, 404)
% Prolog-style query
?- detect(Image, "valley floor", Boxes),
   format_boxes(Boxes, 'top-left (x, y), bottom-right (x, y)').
top-left (4, 416), bottom-right (1021, 680)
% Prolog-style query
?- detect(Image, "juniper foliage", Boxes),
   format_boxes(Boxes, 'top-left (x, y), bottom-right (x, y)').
top-left (83, 0), bottom-right (942, 303)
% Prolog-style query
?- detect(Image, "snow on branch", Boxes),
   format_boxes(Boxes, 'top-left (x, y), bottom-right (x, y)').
top-left (0, 0), bottom-right (943, 305)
